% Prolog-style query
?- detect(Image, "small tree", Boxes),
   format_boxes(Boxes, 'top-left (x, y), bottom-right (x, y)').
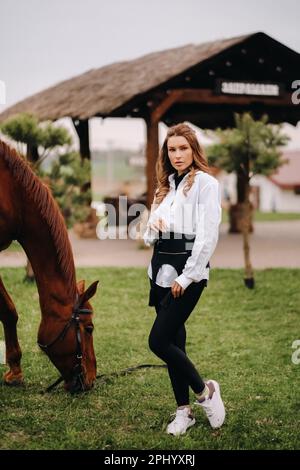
top-left (44, 152), bottom-right (91, 228)
top-left (206, 112), bottom-right (289, 288)
top-left (0, 113), bottom-right (71, 166)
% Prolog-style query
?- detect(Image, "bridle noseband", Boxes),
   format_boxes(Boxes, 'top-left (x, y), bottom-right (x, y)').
top-left (38, 294), bottom-right (92, 393)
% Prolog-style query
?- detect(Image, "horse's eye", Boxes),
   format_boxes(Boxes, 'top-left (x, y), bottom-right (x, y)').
top-left (85, 325), bottom-right (94, 334)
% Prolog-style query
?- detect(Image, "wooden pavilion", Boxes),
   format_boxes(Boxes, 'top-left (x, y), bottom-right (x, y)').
top-left (1, 31), bottom-right (299, 207)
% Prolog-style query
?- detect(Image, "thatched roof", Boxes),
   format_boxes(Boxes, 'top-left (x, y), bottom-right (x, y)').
top-left (0, 33), bottom-right (252, 122)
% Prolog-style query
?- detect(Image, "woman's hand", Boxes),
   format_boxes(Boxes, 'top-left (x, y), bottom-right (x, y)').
top-left (171, 281), bottom-right (185, 298)
top-left (149, 218), bottom-right (167, 233)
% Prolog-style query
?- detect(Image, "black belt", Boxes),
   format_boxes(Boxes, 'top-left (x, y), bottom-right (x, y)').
top-left (148, 232), bottom-right (210, 307)
top-left (152, 233), bottom-right (193, 290)
top-left (155, 232), bottom-right (196, 254)
top-left (155, 233), bottom-right (210, 268)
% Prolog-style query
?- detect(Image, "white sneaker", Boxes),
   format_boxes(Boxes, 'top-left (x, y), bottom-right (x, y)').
top-left (166, 407), bottom-right (196, 436)
top-left (194, 380), bottom-right (225, 429)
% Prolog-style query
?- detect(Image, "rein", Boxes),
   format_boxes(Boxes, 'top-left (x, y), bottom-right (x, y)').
top-left (43, 363), bottom-right (167, 393)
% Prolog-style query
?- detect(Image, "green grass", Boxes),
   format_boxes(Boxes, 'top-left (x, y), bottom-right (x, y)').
top-left (0, 267), bottom-right (299, 450)
top-left (253, 211), bottom-right (300, 221)
top-left (92, 159), bottom-right (144, 181)
top-left (221, 210), bottom-right (300, 223)
top-left (5, 241), bottom-right (23, 252)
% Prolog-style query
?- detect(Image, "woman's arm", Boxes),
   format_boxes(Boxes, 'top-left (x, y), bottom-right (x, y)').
top-left (175, 179), bottom-right (222, 290)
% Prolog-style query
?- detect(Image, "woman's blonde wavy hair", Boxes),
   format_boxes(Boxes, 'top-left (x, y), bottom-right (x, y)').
top-left (154, 123), bottom-right (211, 204)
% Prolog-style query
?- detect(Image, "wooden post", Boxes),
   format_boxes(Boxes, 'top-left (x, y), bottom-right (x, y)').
top-left (144, 91), bottom-right (190, 208)
top-left (72, 118), bottom-right (91, 160)
top-left (145, 117), bottom-right (159, 209)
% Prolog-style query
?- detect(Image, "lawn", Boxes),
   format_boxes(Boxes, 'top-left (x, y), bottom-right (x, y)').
top-left (6, 241), bottom-right (23, 252)
top-left (221, 210), bottom-right (300, 223)
top-left (0, 267), bottom-right (299, 450)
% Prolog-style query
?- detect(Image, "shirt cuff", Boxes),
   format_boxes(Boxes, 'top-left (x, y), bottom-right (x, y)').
top-left (143, 227), bottom-right (158, 246)
top-left (175, 274), bottom-right (193, 290)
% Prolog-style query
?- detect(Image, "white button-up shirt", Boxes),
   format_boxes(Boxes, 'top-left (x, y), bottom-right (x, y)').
top-left (143, 170), bottom-right (222, 289)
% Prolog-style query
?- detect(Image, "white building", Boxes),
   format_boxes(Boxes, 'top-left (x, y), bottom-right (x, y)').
top-left (216, 150), bottom-right (300, 213)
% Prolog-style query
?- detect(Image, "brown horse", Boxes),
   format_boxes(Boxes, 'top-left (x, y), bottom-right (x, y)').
top-left (0, 140), bottom-right (98, 393)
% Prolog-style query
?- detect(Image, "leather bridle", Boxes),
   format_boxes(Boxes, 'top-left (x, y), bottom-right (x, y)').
top-left (38, 295), bottom-right (168, 395)
top-left (38, 294), bottom-right (92, 393)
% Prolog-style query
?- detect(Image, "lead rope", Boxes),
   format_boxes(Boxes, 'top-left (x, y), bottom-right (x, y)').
top-left (43, 363), bottom-right (166, 393)
top-left (95, 363), bottom-right (166, 384)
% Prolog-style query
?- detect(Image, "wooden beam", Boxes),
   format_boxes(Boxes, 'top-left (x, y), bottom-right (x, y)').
top-left (151, 90), bottom-right (184, 123)
top-left (72, 118), bottom-right (91, 160)
top-left (175, 88), bottom-right (293, 107)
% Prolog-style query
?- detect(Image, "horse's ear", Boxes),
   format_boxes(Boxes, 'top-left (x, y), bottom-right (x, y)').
top-left (80, 280), bottom-right (99, 304)
top-left (77, 280), bottom-right (85, 295)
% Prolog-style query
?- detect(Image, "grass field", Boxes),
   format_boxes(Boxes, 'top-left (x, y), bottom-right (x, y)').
top-left (6, 241), bottom-right (23, 252)
top-left (0, 267), bottom-right (299, 450)
top-left (221, 210), bottom-right (300, 223)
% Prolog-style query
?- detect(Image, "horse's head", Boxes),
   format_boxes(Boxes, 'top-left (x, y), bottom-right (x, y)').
top-left (65, 280), bottom-right (99, 393)
top-left (39, 280), bottom-right (99, 394)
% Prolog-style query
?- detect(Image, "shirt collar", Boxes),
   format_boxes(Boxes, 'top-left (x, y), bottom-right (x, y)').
top-left (168, 169), bottom-right (201, 186)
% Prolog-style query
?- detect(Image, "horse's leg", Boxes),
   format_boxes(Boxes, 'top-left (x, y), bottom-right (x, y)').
top-left (0, 276), bottom-right (23, 385)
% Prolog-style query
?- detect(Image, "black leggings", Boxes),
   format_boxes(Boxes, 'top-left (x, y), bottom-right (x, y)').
top-left (148, 280), bottom-right (207, 407)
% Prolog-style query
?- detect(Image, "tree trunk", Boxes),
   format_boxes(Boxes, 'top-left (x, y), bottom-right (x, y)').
top-left (229, 167), bottom-right (254, 233)
top-left (229, 202), bottom-right (254, 233)
top-left (241, 181), bottom-right (255, 289)
top-left (26, 144), bottom-right (39, 163)
top-left (237, 166), bottom-right (247, 203)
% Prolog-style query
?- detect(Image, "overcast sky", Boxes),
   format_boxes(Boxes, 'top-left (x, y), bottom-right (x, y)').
top-left (1, 0), bottom-right (300, 149)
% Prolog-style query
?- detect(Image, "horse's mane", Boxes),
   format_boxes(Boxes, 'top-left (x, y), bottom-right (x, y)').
top-left (0, 140), bottom-right (77, 299)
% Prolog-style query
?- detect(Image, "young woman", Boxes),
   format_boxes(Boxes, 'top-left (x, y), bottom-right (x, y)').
top-left (143, 123), bottom-right (225, 436)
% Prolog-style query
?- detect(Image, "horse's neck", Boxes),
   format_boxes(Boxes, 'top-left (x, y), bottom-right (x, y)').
top-left (19, 208), bottom-right (76, 317)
